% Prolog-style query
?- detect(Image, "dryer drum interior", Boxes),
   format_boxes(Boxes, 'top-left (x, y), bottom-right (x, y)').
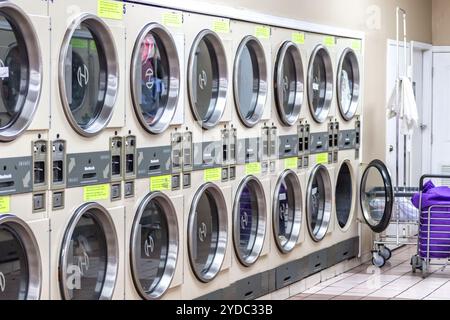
top-left (335, 161), bottom-right (354, 229)
top-left (233, 35), bottom-right (267, 127)
top-left (0, 215), bottom-right (41, 300)
top-left (307, 165), bottom-right (332, 241)
top-left (337, 48), bottom-right (360, 121)
top-left (188, 183), bottom-right (227, 283)
top-left (59, 13), bottom-right (119, 137)
top-left (272, 170), bottom-right (302, 253)
top-left (307, 44), bottom-right (333, 123)
top-left (59, 203), bottom-right (118, 300)
top-left (233, 176), bottom-right (267, 267)
top-left (0, 2), bottom-right (42, 142)
top-left (360, 160), bottom-right (394, 233)
top-left (274, 41), bottom-right (304, 126)
top-left (130, 192), bottom-right (179, 300)
top-left (131, 23), bottom-right (180, 134)
top-left (188, 29), bottom-right (228, 129)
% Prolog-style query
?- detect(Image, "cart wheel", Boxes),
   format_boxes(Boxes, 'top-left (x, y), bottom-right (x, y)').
top-left (372, 252), bottom-right (386, 268)
top-left (379, 246), bottom-right (392, 261)
top-left (410, 255), bottom-right (423, 273)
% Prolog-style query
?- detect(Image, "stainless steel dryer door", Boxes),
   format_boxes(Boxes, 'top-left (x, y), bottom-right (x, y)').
top-left (59, 14), bottom-right (119, 137)
top-left (131, 23), bottom-right (180, 134)
top-left (233, 176), bottom-right (267, 266)
top-left (360, 160), bottom-right (394, 233)
top-left (306, 164), bottom-right (332, 242)
top-left (130, 192), bottom-right (179, 300)
top-left (188, 183), bottom-right (227, 283)
top-left (272, 170), bottom-right (302, 253)
top-left (188, 30), bottom-right (228, 130)
top-left (0, 3), bottom-right (42, 142)
top-left (337, 48), bottom-right (360, 121)
top-left (0, 215), bottom-right (41, 300)
top-left (59, 203), bottom-right (118, 300)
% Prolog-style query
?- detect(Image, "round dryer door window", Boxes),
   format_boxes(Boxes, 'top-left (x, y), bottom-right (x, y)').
top-left (131, 23), bottom-right (180, 134)
top-left (233, 176), bottom-right (267, 266)
top-left (307, 165), bottom-right (332, 242)
top-left (274, 41), bottom-right (304, 126)
top-left (188, 183), bottom-right (227, 283)
top-left (335, 161), bottom-right (354, 229)
top-left (337, 48), bottom-right (360, 121)
top-left (59, 14), bottom-right (119, 137)
top-left (59, 203), bottom-right (118, 300)
top-left (272, 170), bottom-right (302, 253)
top-left (130, 192), bottom-right (179, 300)
top-left (0, 3), bottom-right (42, 142)
top-left (307, 45), bottom-right (333, 123)
top-left (0, 215), bottom-right (41, 300)
top-left (188, 30), bottom-right (228, 129)
top-left (360, 160), bottom-right (394, 233)
top-left (233, 36), bottom-right (267, 127)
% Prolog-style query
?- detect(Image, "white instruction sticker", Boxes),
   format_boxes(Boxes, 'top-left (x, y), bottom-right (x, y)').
top-left (0, 67), bottom-right (9, 78)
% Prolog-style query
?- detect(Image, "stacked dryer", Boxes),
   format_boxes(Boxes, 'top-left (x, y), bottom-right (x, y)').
top-left (227, 19), bottom-right (273, 299)
top-left (122, 2), bottom-right (185, 300)
top-left (48, 0), bottom-right (126, 300)
top-left (331, 37), bottom-right (363, 261)
top-left (0, 0), bottom-right (50, 300)
top-left (180, 12), bottom-right (234, 300)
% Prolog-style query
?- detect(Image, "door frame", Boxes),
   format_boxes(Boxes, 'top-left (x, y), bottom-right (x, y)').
top-left (385, 39), bottom-right (432, 187)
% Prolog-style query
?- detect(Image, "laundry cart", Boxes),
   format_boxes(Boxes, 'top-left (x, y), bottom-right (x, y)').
top-left (411, 175), bottom-right (450, 275)
top-left (364, 186), bottom-right (419, 267)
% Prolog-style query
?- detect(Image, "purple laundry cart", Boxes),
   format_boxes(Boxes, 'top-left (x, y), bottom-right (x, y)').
top-left (411, 175), bottom-right (450, 274)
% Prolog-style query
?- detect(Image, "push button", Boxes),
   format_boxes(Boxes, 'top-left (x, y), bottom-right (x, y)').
top-left (33, 194), bottom-right (45, 212)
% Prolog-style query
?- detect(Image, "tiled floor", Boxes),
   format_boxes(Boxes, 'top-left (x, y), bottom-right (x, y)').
top-left (287, 246), bottom-right (450, 300)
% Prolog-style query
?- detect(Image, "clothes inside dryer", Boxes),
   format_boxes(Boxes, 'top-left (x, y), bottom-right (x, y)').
top-left (64, 23), bottom-right (107, 128)
top-left (308, 45), bottom-right (333, 123)
top-left (274, 41), bottom-right (304, 126)
top-left (234, 36), bottom-right (267, 127)
top-left (337, 48), bottom-right (360, 120)
top-left (273, 170), bottom-right (302, 253)
top-left (233, 176), bottom-right (266, 266)
top-left (0, 215), bottom-right (41, 300)
top-left (131, 24), bottom-right (180, 134)
top-left (130, 192), bottom-right (178, 300)
top-left (188, 183), bottom-right (227, 282)
top-left (0, 4), bottom-right (42, 141)
top-left (307, 165), bottom-right (332, 241)
top-left (188, 30), bottom-right (227, 129)
top-left (0, 226), bottom-right (28, 299)
top-left (335, 162), bottom-right (353, 228)
top-left (59, 203), bottom-right (118, 300)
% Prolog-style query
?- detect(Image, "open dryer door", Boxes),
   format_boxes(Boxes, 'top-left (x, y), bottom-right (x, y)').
top-left (359, 160), bottom-right (394, 233)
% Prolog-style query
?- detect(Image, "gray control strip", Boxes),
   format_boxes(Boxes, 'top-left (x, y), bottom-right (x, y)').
top-left (278, 135), bottom-right (298, 159)
top-left (237, 137), bottom-right (260, 164)
top-left (0, 156), bottom-right (32, 195)
top-left (137, 146), bottom-right (172, 178)
top-left (338, 130), bottom-right (357, 150)
top-left (193, 141), bottom-right (222, 170)
top-left (309, 132), bottom-right (330, 154)
top-left (66, 151), bottom-right (111, 188)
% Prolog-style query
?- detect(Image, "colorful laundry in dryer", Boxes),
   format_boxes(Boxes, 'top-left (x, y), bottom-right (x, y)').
top-left (412, 181), bottom-right (450, 259)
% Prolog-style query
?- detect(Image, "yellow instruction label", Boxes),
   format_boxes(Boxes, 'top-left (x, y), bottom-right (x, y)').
top-left (98, 0), bottom-right (123, 20)
top-left (352, 40), bottom-right (362, 52)
top-left (316, 153), bottom-right (329, 165)
top-left (292, 32), bottom-right (305, 45)
top-left (284, 157), bottom-right (298, 170)
top-left (213, 19), bottom-right (230, 34)
top-left (150, 175), bottom-right (172, 192)
top-left (204, 168), bottom-right (222, 182)
top-left (162, 12), bottom-right (183, 28)
top-left (255, 25), bottom-right (271, 39)
top-left (245, 163), bottom-right (262, 175)
top-left (83, 184), bottom-right (110, 202)
top-left (0, 196), bottom-right (10, 213)
top-left (324, 36), bottom-right (336, 47)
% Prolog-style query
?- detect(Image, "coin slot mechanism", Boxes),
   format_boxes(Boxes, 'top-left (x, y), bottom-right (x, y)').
top-left (51, 140), bottom-right (66, 189)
